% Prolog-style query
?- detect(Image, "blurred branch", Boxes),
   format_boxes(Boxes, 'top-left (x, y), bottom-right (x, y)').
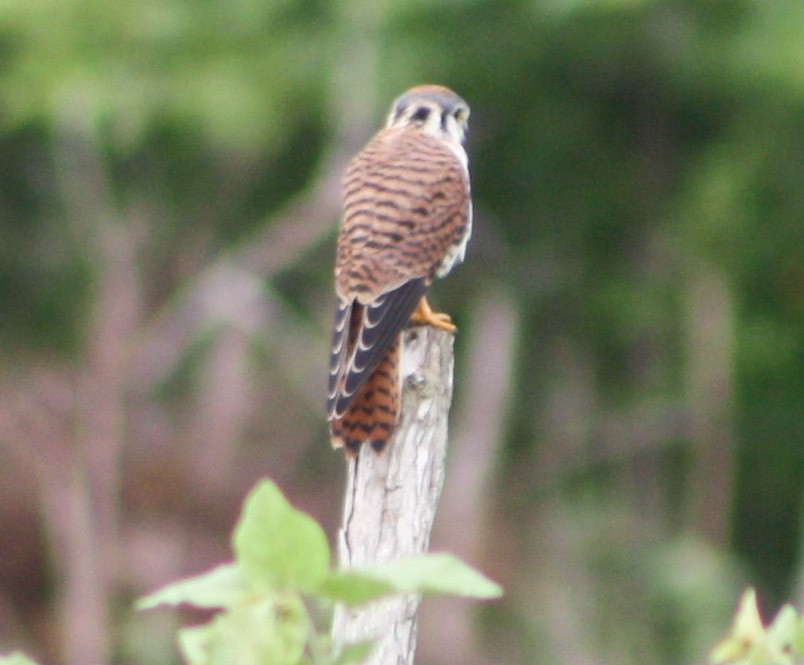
top-left (683, 262), bottom-right (736, 545)
top-left (126, 116), bottom-right (353, 388)
top-left (332, 327), bottom-right (454, 665)
top-left (8, 91), bottom-right (149, 665)
top-left (130, 0), bottom-right (387, 395)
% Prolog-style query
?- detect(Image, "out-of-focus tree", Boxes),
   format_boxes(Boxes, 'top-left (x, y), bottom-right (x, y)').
top-left (0, 0), bottom-right (801, 664)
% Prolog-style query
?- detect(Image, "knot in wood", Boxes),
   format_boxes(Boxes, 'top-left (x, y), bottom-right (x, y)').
top-left (406, 370), bottom-right (428, 392)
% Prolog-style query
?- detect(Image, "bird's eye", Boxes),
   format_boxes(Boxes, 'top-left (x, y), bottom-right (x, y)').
top-left (411, 107), bottom-right (430, 122)
top-left (453, 107), bottom-right (469, 122)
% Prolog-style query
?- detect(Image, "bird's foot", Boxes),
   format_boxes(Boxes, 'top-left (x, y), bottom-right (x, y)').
top-left (410, 297), bottom-right (457, 333)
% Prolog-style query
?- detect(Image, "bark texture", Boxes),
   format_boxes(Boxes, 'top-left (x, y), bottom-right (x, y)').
top-left (332, 325), bottom-right (455, 665)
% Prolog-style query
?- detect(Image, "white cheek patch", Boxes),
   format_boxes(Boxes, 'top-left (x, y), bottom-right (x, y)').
top-left (443, 115), bottom-right (466, 145)
top-left (447, 139), bottom-right (469, 172)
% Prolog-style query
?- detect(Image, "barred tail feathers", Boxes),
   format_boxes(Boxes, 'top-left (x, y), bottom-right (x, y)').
top-left (330, 337), bottom-right (400, 455)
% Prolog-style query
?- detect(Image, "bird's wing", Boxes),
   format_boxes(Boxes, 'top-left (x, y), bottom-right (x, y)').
top-left (327, 277), bottom-right (426, 420)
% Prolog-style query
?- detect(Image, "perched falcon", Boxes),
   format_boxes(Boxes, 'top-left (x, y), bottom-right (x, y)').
top-left (327, 84), bottom-right (472, 455)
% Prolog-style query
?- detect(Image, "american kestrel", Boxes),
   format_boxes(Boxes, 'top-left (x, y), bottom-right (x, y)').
top-left (327, 84), bottom-right (472, 455)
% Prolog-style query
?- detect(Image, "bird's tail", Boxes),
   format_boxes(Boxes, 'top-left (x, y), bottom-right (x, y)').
top-left (330, 338), bottom-right (400, 456)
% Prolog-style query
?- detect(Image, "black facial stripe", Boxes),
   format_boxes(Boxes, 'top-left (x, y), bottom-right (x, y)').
top-left (391, 100), bottom-right (406, 123)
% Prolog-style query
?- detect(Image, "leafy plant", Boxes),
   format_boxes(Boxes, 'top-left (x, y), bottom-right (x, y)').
top-left (711, 589), bottom-right (804, 665)
top-left (137, 479), bottom-right (502, 665)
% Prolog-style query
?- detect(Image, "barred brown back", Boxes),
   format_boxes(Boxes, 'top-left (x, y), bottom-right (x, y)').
top-left (337, 127), bottom-right (470, 298)
top-left (328, 85), bottom-right (471, 455)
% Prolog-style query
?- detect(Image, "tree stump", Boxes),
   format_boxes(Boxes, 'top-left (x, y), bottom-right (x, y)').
top-left (332, 325), bottom-right (455, 665)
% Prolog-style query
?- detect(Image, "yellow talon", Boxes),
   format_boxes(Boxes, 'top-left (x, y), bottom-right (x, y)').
top-left (410, 296), bottom-right (457, 333)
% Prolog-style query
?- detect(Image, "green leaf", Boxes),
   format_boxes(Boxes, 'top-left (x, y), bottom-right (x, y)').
top-left (364, 553), bottom-right (502, 599)
top-left (767, 604), bottom-right (799, 660)
top-left (322, 553), bottom-right (502, 607)
top-left (233, 480), bottom-right (330, 593)
top-left (178, 625), bottom-right (212, 665)
top-left (177, 596), bottom-right (307, 665)
top-left (0, 653), bottom-right (40, 665)
top-left (137, 563), bottom-right (252, 611)
top-left (793, 615), bottom-right (804, 656)
top-left (333, 641), bottom-right (375, 665)
top-left (711, 588), bottom-right (766, 664)
top-left (319, 570), bottom-right (395, 606)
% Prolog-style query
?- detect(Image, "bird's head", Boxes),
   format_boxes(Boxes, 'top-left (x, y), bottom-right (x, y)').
top-left (386, 85), bottom-right (469, 145)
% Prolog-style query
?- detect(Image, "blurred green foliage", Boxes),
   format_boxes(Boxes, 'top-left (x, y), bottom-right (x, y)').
top-left (138, 480), bottom-right (500, 664)
top-left (0, 0), bottom-right (802, 663)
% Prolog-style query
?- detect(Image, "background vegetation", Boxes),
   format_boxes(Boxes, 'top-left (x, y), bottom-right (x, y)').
top-left (0, 0), bottom-right (802, 663)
